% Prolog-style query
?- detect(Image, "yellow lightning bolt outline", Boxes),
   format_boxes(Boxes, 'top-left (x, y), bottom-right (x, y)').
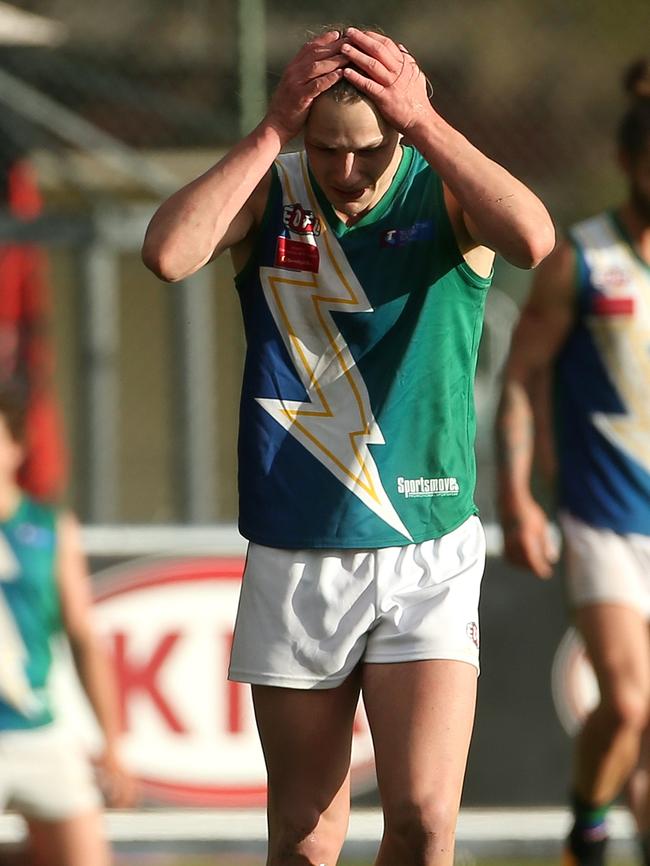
top-left (257, 154), bottom-right (411, 536)
top-left (589, 315), bottom-right (650, 474)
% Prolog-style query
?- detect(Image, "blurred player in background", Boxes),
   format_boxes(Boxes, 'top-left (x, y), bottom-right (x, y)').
top-left (143, 26), bottom-right (553, 866)
top-left (0, 143), bottom-right (67, 503)
top-left (496, 59), bottom-right (650, 866)
top-left (0, 388), bottom-right (135, 865)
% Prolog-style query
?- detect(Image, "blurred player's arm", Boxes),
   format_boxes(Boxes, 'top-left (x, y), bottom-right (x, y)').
top-left (495, 239), bottom-right (576, 578)
top-left (56, 511), bottom-right (137, 807)
top-left (142, 31), bottom-right (347, 282)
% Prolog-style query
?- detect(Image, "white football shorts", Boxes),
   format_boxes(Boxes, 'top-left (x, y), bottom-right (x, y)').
top-left (229, 515), bottom-right (486, 688)
top-left (561, 511), bottom-right (650, 617)
top-left (0, 722), bottom-right (102, 821)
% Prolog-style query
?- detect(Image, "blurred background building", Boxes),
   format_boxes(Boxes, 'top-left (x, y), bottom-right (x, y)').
top-left (1, 0), bottom-right (647, 527)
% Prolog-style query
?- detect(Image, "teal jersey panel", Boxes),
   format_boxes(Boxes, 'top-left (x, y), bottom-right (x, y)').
top-left (0, 496), bottom-right (60, 730)
top-left (235, 146), bottom-right (491, 548)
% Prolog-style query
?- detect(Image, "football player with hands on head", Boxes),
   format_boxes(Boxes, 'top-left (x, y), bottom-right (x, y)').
top-left (144, 26), bottom-right (554, 866)
top-left (497, 59), bottom-right (650, 866)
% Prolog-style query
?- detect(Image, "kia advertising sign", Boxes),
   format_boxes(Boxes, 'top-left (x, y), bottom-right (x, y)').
top-left (66, 556), bottom-right (376, 807)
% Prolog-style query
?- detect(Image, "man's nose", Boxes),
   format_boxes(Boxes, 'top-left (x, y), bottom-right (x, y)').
top-left (338, 151), bottom-right (357, 181)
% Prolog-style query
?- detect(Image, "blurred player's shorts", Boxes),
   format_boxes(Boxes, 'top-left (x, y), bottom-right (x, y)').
top-left (561, 511), bottom-right (650, 616)
top-left (0, 721), bottom-right (102, 820)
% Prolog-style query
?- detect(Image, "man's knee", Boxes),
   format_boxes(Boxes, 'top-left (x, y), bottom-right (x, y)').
top-left (601, 678), bottom-right (650, 732)
top-left (383, 796), bottom-right (457, 863)
top-left (268, 807), bottom-right (346, 865)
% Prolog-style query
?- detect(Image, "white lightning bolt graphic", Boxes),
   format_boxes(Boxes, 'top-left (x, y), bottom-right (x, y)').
top-left (589, 317), bottom-right (650, 475)
top-left (572, 213), bottom-right (650, 477)
top-left (0, 533), bottom-right (41, 716)
top-left (257, 154), bottom-right (412, 541)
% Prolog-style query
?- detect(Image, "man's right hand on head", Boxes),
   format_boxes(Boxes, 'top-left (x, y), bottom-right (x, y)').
top-left (265, 30), bottom-right (348, 143)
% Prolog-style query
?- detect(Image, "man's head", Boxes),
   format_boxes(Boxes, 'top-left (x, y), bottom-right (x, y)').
top-left (304, 86), bottom-right (401, 220)
top-left (303, 28), bottom-right (402, 221)
top-left (618, 58), bottom-right (650, 222)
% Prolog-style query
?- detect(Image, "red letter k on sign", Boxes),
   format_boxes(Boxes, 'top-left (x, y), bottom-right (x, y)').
top-left (112, 631), bottom-right (188, 734)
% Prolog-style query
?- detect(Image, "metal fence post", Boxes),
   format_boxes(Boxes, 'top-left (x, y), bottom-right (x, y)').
top-left (172, 269), bottom-right (217, 523)
top-left (238, 0), bottom-right (267, 136)
top-left (78, 209), bottom-right (121, 522)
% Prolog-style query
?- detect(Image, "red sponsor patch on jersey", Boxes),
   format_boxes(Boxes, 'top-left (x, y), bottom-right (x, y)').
top-left (275, 236), bottom-right (320, 272)
top-left (592, 294), bottom-right (635, 316)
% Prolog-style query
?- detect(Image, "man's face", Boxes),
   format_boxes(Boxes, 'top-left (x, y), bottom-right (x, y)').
top-left (304, 95), bottom-right (401, 221)
top-left (622, 142), bottom-right (650, 224)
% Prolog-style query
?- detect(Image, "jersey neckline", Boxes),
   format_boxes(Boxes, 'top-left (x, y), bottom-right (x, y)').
top-left (308, 145), bottom-right (414, 236)
top-left (608, 209), bottom-right (650, 275)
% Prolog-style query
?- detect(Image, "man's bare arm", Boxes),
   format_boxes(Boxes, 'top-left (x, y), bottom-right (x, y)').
top-left (495, 239), bottom-right (577, 576)
top-left (142, 31), bottom-right (347, 282)
top-left (56, 512), bottom-right (137, 806)
top-left (340, 28), bottom-right (555, 270)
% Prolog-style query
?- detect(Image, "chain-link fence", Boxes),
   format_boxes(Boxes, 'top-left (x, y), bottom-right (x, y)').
top-left (0, 0), bottom-right (648, 524)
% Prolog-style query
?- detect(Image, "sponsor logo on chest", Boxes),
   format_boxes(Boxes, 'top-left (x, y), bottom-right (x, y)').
top-left (275, 203), bottom-right (321, 273)
top-left (381, 220), bottom-right (434, 248)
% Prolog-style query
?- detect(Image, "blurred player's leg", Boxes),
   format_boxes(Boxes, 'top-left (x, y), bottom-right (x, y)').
top-left (25, 811), bottom-right (110, 866)
top-left (252, 671), bottom-right (361, 866)
top-left (565, 603), bottom-right (650, 866)
top-left (362, 658), bottom-right (477, 866)
top-left (626, 680), bottom-right (650, 865)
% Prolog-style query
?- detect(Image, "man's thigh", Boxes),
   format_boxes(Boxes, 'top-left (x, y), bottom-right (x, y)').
top-left (252, 671), bottom-right (361, 800)
top-left (26, 811), bottom-right (110, 866)
top-left (361, 659), bottom-right (477, 812)
top-left (575, 603), bottom-right (650, 700)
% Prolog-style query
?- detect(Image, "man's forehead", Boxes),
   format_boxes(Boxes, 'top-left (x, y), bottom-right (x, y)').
top-left (305, 130), bottom-right (388, 150)
top-left (305, 100), bottom-right (393, 149)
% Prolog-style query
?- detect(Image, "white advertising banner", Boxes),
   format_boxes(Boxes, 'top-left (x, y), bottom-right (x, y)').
top-left (53, 555), bottom-right (377, 806)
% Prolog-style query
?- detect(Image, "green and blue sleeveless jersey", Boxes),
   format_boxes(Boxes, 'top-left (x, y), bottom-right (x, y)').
top-left (235, 146), bottom-right (491, 548)
top-left (555, 211), bottom-right (650, 534)
top-left (0, 496), bottom-right (60, 730)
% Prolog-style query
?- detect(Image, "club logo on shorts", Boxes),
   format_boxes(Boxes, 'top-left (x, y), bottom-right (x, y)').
top-left (466, 621), bottom-right (479, 649)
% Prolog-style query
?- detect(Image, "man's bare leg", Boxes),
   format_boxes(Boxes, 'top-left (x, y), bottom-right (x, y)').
top-left (574, 604), bottom-right (650, 804)
top-left (253, 670), bottom-right (361, 866)
top-left (25, 811), bottom-right (110, 866)
top-left (566, 603), bottom-right (650, 863)
top-left (363, 659), bottom-right (477, 866)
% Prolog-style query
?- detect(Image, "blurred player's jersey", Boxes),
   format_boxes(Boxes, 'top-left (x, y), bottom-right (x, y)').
top-left (555, 211), bottom-right (650, 534)
top-left (0, 496), bottom-right (59, 730)
top-left (235, 146), bottom-right (491, 548)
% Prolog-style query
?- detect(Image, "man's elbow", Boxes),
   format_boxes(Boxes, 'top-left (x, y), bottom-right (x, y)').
top-left (523, 218), bottom-right (556, 270)
top-left (141, 240), bottom-right (185, 283)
